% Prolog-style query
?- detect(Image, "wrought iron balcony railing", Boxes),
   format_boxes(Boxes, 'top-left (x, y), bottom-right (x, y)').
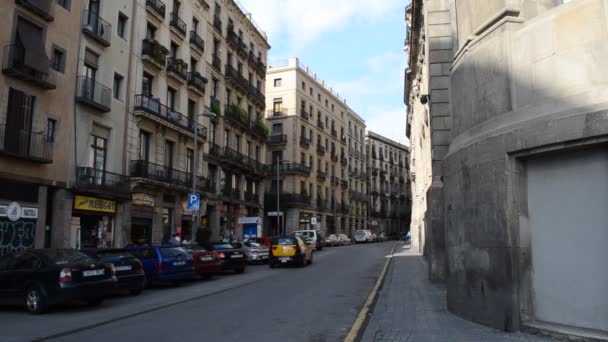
top-left (190, 30), bottom-right (205, 52)
top-left (141, 39), bottom-right (167, 68)
top-left (268, 134), bottom-right (287, 145)
top-left (134, 94), bottom-right (207, 139)
top-left (166, 57), bottom-right (188, 81)
top-left (169, 12), bottom-right (186, 36)
top-left (2, 45), bottom-right (56, 90)
top-left (0, 124), bottom-right (53, 163)
top-left (82, 10), bottom-right (111, 47)
top-left (300, 110), bottom-right (309, 120)
top-left (76, 167), bottom-right (130, 197)
top-left (213, 14), bottom-right (222, 33)
top-left (146, 0), bottom-right (166, 18)
top-left (300, 136), bottom-right (310, 149)
top-left (269, 162), bottom-right (311, 176)
top-left (316, 145), bottom-right (326, 156)
top-left (212, 54), bottom-right (222, 72)
top-left (75, 76), bottom-right (111, 112)
top-left (15, 0), bottom-right (55, 21)
top-left (187, 71), bottom-right (207, 93)
top-left (130, 160), bottom-right (191, 188)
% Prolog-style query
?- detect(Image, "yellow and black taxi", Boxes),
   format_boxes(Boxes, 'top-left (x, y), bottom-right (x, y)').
top-left (268, 236), bottom-right (313, 268)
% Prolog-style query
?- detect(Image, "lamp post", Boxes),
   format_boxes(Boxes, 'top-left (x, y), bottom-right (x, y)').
top-left (192, 111), bottom-right (217, 244)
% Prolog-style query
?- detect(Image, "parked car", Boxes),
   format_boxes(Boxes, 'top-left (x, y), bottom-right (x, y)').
top-left (81, 248), bottom-right (145, 296)
top-left (325, 234), bottom-right (339, 247)
top-left (127, 246), bottom-right (195, 285)
top-left (234, 241), bottom-right (269, 263)
top-left (337, 234), bottom-right (351, 246)
top-left (205, 243), bottom-right (247, 274)
top-left (181, 245), bottom-right (221, 279)
top-left (290, 230), bottom-right (326, 250)
top-left (376, 232), bottom-right (388, 242)
top-left (0, 249), bottom-right (117, 314)
top-left (354, 230), bottom-right (374, 243)
top-left (248, 237), bottom-right (271, 247)
top-left (268, 236), bottom-right (313, 268)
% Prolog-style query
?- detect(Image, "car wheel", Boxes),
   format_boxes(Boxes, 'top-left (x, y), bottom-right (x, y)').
top-left (129, 289), bottom-right (143, 296)
top-left (25, 286), bottom-right (47, 315)
top-left (86, 298), bottom-right (104, 307)
top-left (235, 267), bottom-right (245, 274)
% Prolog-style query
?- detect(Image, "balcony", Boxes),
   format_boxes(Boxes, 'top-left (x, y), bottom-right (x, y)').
top-left (255, 58), bottom-right (266, 77)
top-left (169, 12), bottom-right (186, 38)
top-left (231, 189), bottom-right (241, 200)
top-left (316, 145), bottom-right (325, 156)
top-left (331, 151), bottom-right (338, 162)
top-left (269, 162), bottom-right (311, 176)
top-left (300, 110), bottom-right (309, 121)
top-left (331, 127), bottom-right (337, 137)
top-left (2, 45), bottom-right (56, 90)
top-left (371, 168), bottom-right (378, 176)
top-left (15, 0), bottom-right (54, 21)
top-left (134, 94), bottom-right (207, 139)
top-left (82, 11), bottom-right (111, 47)
top-left (300, 136), bottom-right (310, 149)
top-left (340, 154), bottom-right (347, 166)
top-left (75, 167), bottom-right (130, 199)
top-left (341, 179), bottom-right (348, 189)
top-left (0, 124), bottom-right (53, 163)
top-left (141, 39), bottom-right (168, 70)
top-left (245, 191), bottom-right (258, 203)
top-left (399, 176), bottom-right (405, 184)
top-left (75, 76), bottom-right (111, 113)
top-left (146, 0), bottom-right (166, 22)
top-left (130, 160), bottom-right (191, 188)
top-left (212, 54), bottom-right (222, 72)
top-left (226, 29), bottom-right (247, 57)
top-left (267, 108), bottom-right (287, 118)
top-left (213, 14), bottom-right (222, 33)
top-left (224, 64), bottom-right (249, 92)
top-left (341, 135), bottom-right (347, 145)
top-left (331, 176), bottom-right (340, 186)
top-left (224, 103), bottom-right (250, 130)
top-left (371, 188), bottom-right (379, 196)
top-left (166, 57), bottom-right (187, 83)
top-left (268, 134), bottom-right (287, 146)
top-left (198, 176), bottom-right (216, 194)
top-left (248, 84), bottom-right (265, 107)
top-left (190, 30), bottom-right (205, 53)
top-left (317, 119), bottom-right (325, 130)
top-left (264, 193), bottom-right (311, 209)
top-left (316, 170), bottom-right (327, 182)
top-left (187, 71), bottom-right (207, 96)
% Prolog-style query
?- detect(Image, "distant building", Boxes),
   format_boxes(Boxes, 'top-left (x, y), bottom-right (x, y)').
top-left (405, 0), bottom-right (608, 338)
top-left (263, 57), bottom-right (368, 236)
top-left (365, 131), bottom-right (410, 236)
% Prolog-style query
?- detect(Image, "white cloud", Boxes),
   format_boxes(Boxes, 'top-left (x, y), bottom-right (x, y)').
top-left (365, 108), bottom-right (409, 145)
top-left (239, 0), bottom-right (402, 52)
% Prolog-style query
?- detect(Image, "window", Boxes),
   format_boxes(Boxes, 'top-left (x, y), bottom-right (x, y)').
top-left (167, 88), bottom-right (177, 110)
top-left (113, 73), bottom-right (123, 100)
top-left (325, 99), bottom-right (328, 107)
top-left (331, 104), bottom-right (334, 112)
top-left (318, 94), bottom-right (321, 102)
top-left (139, 131), bottom-right (150, 161)
top-left (235, 135), bottom-right (241, 153)
top-left (273, 99), bottom-right (283, 115)
top-left (255, 145), bottom-right (260, 161)
top-left (57, 0), bottom-right (70, 10)
top-left (46, 118), bottom-right (56, 142)
top-left (273, 78), bottom-right (282, 87)
top-left (300, 152), bottom-right (305, 165)
top-left (51, 47), bottom-right (65, 73)
top-left (271, 123), bottom-right (283, 135)
top-left (90, 135), bottom-right (107, 171)
top-left (302, 81), bottom-right (306, 90)
top-left (246, 141), bottom-right (251, 157)
top-left (146, 23), bottom-right (156, 40)
top-left (164, 140), bottom-right (174, 168)
top-left (309, 87), bottom-right (313, 96)
top-left (224, 129), bottom-right (230, 147)
top-left (117, 13), bottom-right (128, 39)
top-left (186, 148), bottom-right (194, 174)
top-left (309, 156), bottom-right (313, 168)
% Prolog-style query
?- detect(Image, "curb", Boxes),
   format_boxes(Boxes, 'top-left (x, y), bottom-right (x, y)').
top-left (344, 242), bottom-right (399, 342)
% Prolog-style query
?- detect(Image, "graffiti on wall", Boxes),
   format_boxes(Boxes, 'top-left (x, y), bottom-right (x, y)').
top-left (0, 220), bottom-right (36, 256)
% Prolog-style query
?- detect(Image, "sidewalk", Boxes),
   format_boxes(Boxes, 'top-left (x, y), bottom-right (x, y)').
top-left (361, 243), bottom-right (552, 342)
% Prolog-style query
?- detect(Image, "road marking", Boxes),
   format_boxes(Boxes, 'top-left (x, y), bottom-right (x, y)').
top-left (344, 242), bottom-right (399, 342)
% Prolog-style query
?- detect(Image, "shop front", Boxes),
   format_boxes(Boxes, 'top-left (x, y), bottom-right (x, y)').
top-left (0, 202), bottom-right (39, 256)
top-left (130, 193), bottom-right (155, 246)
top-left (72, 195), bottom-right (116, 249)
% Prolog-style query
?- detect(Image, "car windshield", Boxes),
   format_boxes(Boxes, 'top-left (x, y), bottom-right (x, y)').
top-left (355, 230), bottom-right (366, 235)
top-left (273, 238), bottom-right (296, 245)
top-left (244, 241), bottom-right (261, 248)
top-left (159, 247), bottom-right (189, 258)
top-left (45, 249), bottom-right (94, 265)
top-left (293, 231), bottom-right (314, 238)
top-left (212, 244), bottom-right (236, 250)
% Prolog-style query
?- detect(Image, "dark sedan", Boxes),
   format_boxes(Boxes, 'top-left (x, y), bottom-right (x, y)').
top-left (0, 249), bottom-right (117, 314)
top-left (205, 243), bottom-right (247, 274)
top-left (182, 245), bottom-right (222, 279)
top-left (81, 248), bottom-right (145, 296)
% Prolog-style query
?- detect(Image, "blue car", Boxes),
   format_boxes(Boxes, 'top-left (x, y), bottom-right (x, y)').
top-left (126, 246), bottom-right (195, 285)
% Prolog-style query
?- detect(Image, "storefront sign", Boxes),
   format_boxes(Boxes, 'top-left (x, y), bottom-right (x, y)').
top-left (0, 202), bottom-right (38, 221)
top-left (74, 195), bottom-right (116, 213)
top-left (132, 193), bottom-right (155, 207)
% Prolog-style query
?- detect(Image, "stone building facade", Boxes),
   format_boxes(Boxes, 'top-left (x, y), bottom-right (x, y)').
top-left (0, 0), bottom-right (83, 255)
top-left (125, 0), bottom-right (269, 245)
top-left (405, 0), bottom-right (608, 338)
top-left (365, 131), bottom-right (410, 236)
top-left (263, 57), bottom-right (367, 236)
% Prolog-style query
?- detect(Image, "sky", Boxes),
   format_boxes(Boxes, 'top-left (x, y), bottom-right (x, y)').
top-left (239, 0), bottom-right (409, 145)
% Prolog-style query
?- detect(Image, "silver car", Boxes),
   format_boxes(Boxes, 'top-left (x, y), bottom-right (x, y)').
top-left (337, 234), bottom-right (351, 246)
top-left (234, 241), bottom-right (269, 263)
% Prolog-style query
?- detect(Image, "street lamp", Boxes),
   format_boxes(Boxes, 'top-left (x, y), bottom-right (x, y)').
top-left (192, 111), bottom-right (217, 243)
top-left (275, 158), bottom-right (289, 236)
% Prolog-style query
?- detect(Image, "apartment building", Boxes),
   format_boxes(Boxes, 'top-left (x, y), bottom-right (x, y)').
top-left (264, 57), bottom-right (364, 236)
top-left (345, 111), bottom-right (367, 237)
top-left (126, 0), bottom-right (269, 244)
top-left (0, 0), bottom-right (82, 255)
top-left (365, 131), bottom-right (410, 235)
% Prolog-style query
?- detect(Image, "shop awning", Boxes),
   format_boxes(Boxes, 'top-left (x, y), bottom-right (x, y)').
top-left (238, 217), bottom-right (261, 225)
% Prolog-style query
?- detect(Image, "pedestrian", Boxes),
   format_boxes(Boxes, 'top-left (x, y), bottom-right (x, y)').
top-left (182, 235), bottom-right (191, 245)
top-left (169, 233), bottom-right (180, 245)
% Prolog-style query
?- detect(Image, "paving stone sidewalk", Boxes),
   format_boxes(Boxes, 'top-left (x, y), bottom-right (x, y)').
top-left (361, 243), bottom-right (553, 342)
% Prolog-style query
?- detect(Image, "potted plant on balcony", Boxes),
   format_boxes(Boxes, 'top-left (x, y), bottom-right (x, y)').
top-left (254, 120), bottom-right (268, 139)
top-left (211, 99), bottom-right (222, 118)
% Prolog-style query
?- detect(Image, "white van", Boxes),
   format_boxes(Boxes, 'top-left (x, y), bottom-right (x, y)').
top-left (290, 230), bottom-right (325, 250)
top-left (354, 230), bottom-right (374, 243)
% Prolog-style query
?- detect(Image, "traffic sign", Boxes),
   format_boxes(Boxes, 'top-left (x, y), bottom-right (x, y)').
top-left (187, 193), bottom-right (200, 211)
top-left (311, 217), bottom-right (317, 225)
top-left (268, 211), bottom-right (284, 216)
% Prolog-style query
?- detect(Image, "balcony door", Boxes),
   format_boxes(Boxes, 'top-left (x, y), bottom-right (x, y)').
top-left (89, 135), bottom-right (107, 185)
top-left (5, 88), bottom-right (34, 156)
top-left (87, 0), bottom-right (100, 34)
top-left (164, 140), bottom-right (174, 179)
top-left (83, 49), bottom-right (98, 101)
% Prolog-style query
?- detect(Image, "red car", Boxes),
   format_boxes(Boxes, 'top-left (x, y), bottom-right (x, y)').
top-left (182, 245), bottom-right (221, 279)
top-left (248, 237), bottom-right (271, 247)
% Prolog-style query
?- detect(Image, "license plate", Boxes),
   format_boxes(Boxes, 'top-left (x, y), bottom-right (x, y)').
top-left (231, 254), bottom-right (243, 258)
top-left (115, 265), bottom-right (132, 271)
top-left (83, 269), bottom-right (104, 277)
top-left (173, 261), bottom-right (186, 266)
top-left (201, 256), bottom-right (214, 261)
top-left (280, 257), bottom-right (289, 263)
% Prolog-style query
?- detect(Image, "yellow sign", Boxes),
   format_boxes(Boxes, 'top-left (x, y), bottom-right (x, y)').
top-left (74, 195), bottom-right (116, 213)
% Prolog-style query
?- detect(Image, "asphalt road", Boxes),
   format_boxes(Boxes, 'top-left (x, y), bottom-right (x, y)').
top-left (0, 241), bottom-right (396, 342)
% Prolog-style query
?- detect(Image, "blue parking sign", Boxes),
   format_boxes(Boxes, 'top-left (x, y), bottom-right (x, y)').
top-left (187, 193), bottom-right (200, 211)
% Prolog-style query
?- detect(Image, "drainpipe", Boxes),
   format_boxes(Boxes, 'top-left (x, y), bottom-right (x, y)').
top-left (123, 0), bottom-right (138, 175)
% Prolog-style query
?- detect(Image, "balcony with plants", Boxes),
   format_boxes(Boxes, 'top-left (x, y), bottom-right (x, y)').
top-left (166, 57), bottom-right (188, 83)
top-left (141, 39), bottom-right (168, 70)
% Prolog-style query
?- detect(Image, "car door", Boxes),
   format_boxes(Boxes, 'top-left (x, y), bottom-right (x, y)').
top-left (0, 254), bottom-right (15, 301)
top-left (10, 253), bottom-right (41, 300)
